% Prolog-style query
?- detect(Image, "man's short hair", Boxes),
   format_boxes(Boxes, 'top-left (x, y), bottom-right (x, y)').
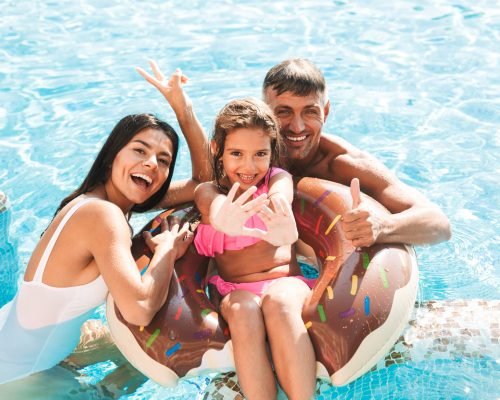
top-left (263, 58), bottom-right (327, 100)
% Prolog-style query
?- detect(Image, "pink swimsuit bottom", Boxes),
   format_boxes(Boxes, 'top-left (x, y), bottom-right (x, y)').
top-left (208, 274), bottom-right (317, 297)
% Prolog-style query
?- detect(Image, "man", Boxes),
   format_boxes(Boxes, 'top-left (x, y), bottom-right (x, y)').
top-left (263, 58), bottom-right (451, 247)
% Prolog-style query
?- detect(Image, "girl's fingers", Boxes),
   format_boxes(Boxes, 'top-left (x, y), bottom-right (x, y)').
top-left (241, 194), bottom-right (268, 212)
top-left (135, 67), bottom-right (156, 85)
top-left (234, 185), bottom-right (258, 205)
top-left (270, 195), bottom-right (287, 215)
top-left (225, 182), bottom-right (240, 204)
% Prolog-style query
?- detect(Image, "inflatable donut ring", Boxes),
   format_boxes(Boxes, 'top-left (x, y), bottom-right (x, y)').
top-left (106, 177), bottom-right (418, 387)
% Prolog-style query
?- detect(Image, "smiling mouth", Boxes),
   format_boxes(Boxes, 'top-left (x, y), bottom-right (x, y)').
top-left (237, 174), bottom-right (257, 184)
top-left (131, 173), bottom-right (152, 189)
top-left (285, 134), bottom-right (307, 142)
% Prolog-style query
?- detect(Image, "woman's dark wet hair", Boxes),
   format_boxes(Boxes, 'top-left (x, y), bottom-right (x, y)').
top-left (55, 114), bottom-right (179, 216)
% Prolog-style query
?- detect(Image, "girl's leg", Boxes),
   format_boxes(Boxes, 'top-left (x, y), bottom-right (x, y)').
top-left (220, 289), bottom-right (277, 400)
top-left (261, 278), bottom-right (316, 400)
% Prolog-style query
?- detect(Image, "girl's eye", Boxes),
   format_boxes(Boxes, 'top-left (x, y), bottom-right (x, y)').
top-left (230, 151), bottom-right (242, 157)
top-left (256, 151), bottom-right (269, 157)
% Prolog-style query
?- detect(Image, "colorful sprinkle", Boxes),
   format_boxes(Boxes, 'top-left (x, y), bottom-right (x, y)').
top-left (317, 304), bottom-right (326, 322)
top-left (196, 289), bottom-right (204, 294)
top-left (140, 264), bottom-right (149, 276)
top-left (146, 328), bottom-right (161, 348)
top-left (362, 252), bottom-right (370, 269)
top-left (325, 215), bottom-right (342, 235)
top-left (364, 296), bottom-right (370, 315)
top-left (194, 271), bottom-right (202, 284)
top-left (178, 274), bottom-right (187, 282)
top-left (166, 342), bottom-right (181, 357)
top-left (339, 308), bottom-right (355, 319)
top-left (174, 306), bottom-right (182, 320)
top-left (351, 275), bottom-right (358, 295)
top-left (154, 216), bottom-right (162, 224)
top-left (327, 286), bottom-right (334, 299)
top-left (223, 327), bottom-right (229, 336)
top-left (300, 198), bottom-right (306, 215)
top-left (313, 190), bottom-right (332, 207)
top-left (380, 266), bottom-right (389, 288)
top-left (139, 326), bottom-right (144, 332)
top-left (305, 321), bottom-right (313, 329)
top-left (325, 255), bottom-right (336, 262)
top-left (201, 308), bottom-right (213, 318)
top-left (315, 215), bottom-right (324, 235)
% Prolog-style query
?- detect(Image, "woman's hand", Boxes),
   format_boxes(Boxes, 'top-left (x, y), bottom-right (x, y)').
top-left (143, 219), bottom-right (194, 260)
top-left (136, 59), bottom-right (191, 114)
top-left (210, 182), bottom-right (269, 237)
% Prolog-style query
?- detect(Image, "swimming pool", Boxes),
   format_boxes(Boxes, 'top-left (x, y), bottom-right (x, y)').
top-left (1, 0), bottom-right (498, 398)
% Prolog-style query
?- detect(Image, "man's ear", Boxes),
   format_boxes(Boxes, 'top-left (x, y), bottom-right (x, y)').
top-left (210, 140), bottom-right (218, 156)
top-left (323, 99), bottom-right (331, 122)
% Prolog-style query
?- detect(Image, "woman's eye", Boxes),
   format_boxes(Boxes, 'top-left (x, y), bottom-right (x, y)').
top-left (159, 158), bottom-right (170, 167)
top-left (134, 148), bottom-right (146, 155)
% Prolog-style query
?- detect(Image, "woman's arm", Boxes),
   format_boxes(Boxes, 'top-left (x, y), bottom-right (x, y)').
top-left (137, 60), bottom-right (211, 208)
top-left (85, 202), bottom-right (192, 326)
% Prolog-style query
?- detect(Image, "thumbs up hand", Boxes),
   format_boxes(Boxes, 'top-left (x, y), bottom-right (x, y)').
top-left (342, 178), bottom-right (382, 248)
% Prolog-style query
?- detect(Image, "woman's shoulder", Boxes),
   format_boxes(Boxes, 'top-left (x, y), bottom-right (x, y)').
top-left (64, 196), bottom-right (128, 230)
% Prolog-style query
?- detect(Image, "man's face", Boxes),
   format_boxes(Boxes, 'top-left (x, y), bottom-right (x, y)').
top-left (264, 88), bottom-right (329, 163)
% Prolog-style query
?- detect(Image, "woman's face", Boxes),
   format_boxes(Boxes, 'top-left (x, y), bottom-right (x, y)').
top-left (106, 128), bottom-right (173, 211)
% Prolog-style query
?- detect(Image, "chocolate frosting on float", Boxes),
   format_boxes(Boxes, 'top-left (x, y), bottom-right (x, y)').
top-left (114, 206), bottom-right (229, 377)
top-left (108, 178), bottom-right (417, 386)
top-left (294, 178), bottom-right (414, 377)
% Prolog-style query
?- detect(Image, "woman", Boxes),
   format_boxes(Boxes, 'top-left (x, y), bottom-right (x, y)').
top-left (0, 61), bottom-right (210, 385)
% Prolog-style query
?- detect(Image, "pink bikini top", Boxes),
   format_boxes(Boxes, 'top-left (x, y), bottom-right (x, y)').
top-left (194, 167), bottom-right (286, 257)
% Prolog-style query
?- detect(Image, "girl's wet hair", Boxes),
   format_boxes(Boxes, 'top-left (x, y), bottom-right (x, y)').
top-left (211, 98), bottom-right (285, 194)
top-left (55, 114), bottom-right (179, 216)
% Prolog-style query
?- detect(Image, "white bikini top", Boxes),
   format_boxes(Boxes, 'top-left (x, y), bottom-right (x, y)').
top-left (16, 197), bottom-right (108, 329)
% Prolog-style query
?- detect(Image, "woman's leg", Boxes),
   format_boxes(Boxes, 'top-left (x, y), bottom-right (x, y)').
top-left (220, 289), bottom-right (277, 400)
top-left (261, 278), bottom-right (316, 400)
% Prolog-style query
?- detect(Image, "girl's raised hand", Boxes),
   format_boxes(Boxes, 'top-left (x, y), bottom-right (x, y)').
top-left (257, 194), bottom-right (298, 246)
top-left (143, 219), bottom-right (194, 260)
top-left (210, 182), bottom-right (269, 238)
top-left (136, 59), bottom-right (191, 113)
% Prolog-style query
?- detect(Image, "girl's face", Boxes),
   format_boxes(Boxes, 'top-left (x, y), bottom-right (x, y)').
top-left (219, 127), bottom-right (272, 192)
top-left (106, 128), bottom-right (173, 211)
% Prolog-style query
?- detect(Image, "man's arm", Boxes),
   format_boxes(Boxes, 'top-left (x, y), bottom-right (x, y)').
top-left (322, 135), bottom-right (451, 246)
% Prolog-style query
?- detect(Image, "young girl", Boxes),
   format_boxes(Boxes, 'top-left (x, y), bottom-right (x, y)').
top-left (0, 61), bottom-right (210, 386)
top-left (194, 98), bottom-right (317, 400)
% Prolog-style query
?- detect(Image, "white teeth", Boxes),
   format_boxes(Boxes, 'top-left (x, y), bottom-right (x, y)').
top-left (239, 174), bottom-right (256, 182)
top-left (286, 135), bottom-right (306, 142)
top-left (131, 173), bottom-right (152, 185)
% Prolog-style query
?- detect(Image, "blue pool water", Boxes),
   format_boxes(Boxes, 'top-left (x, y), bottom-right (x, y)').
top-left (1, 0), bottom-right (498, 398)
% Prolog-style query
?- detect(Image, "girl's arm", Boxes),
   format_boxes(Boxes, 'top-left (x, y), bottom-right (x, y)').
top-left (137, 60), bottom-right (211, 208)
top-left (84, 201), bottom-right (193, 326)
